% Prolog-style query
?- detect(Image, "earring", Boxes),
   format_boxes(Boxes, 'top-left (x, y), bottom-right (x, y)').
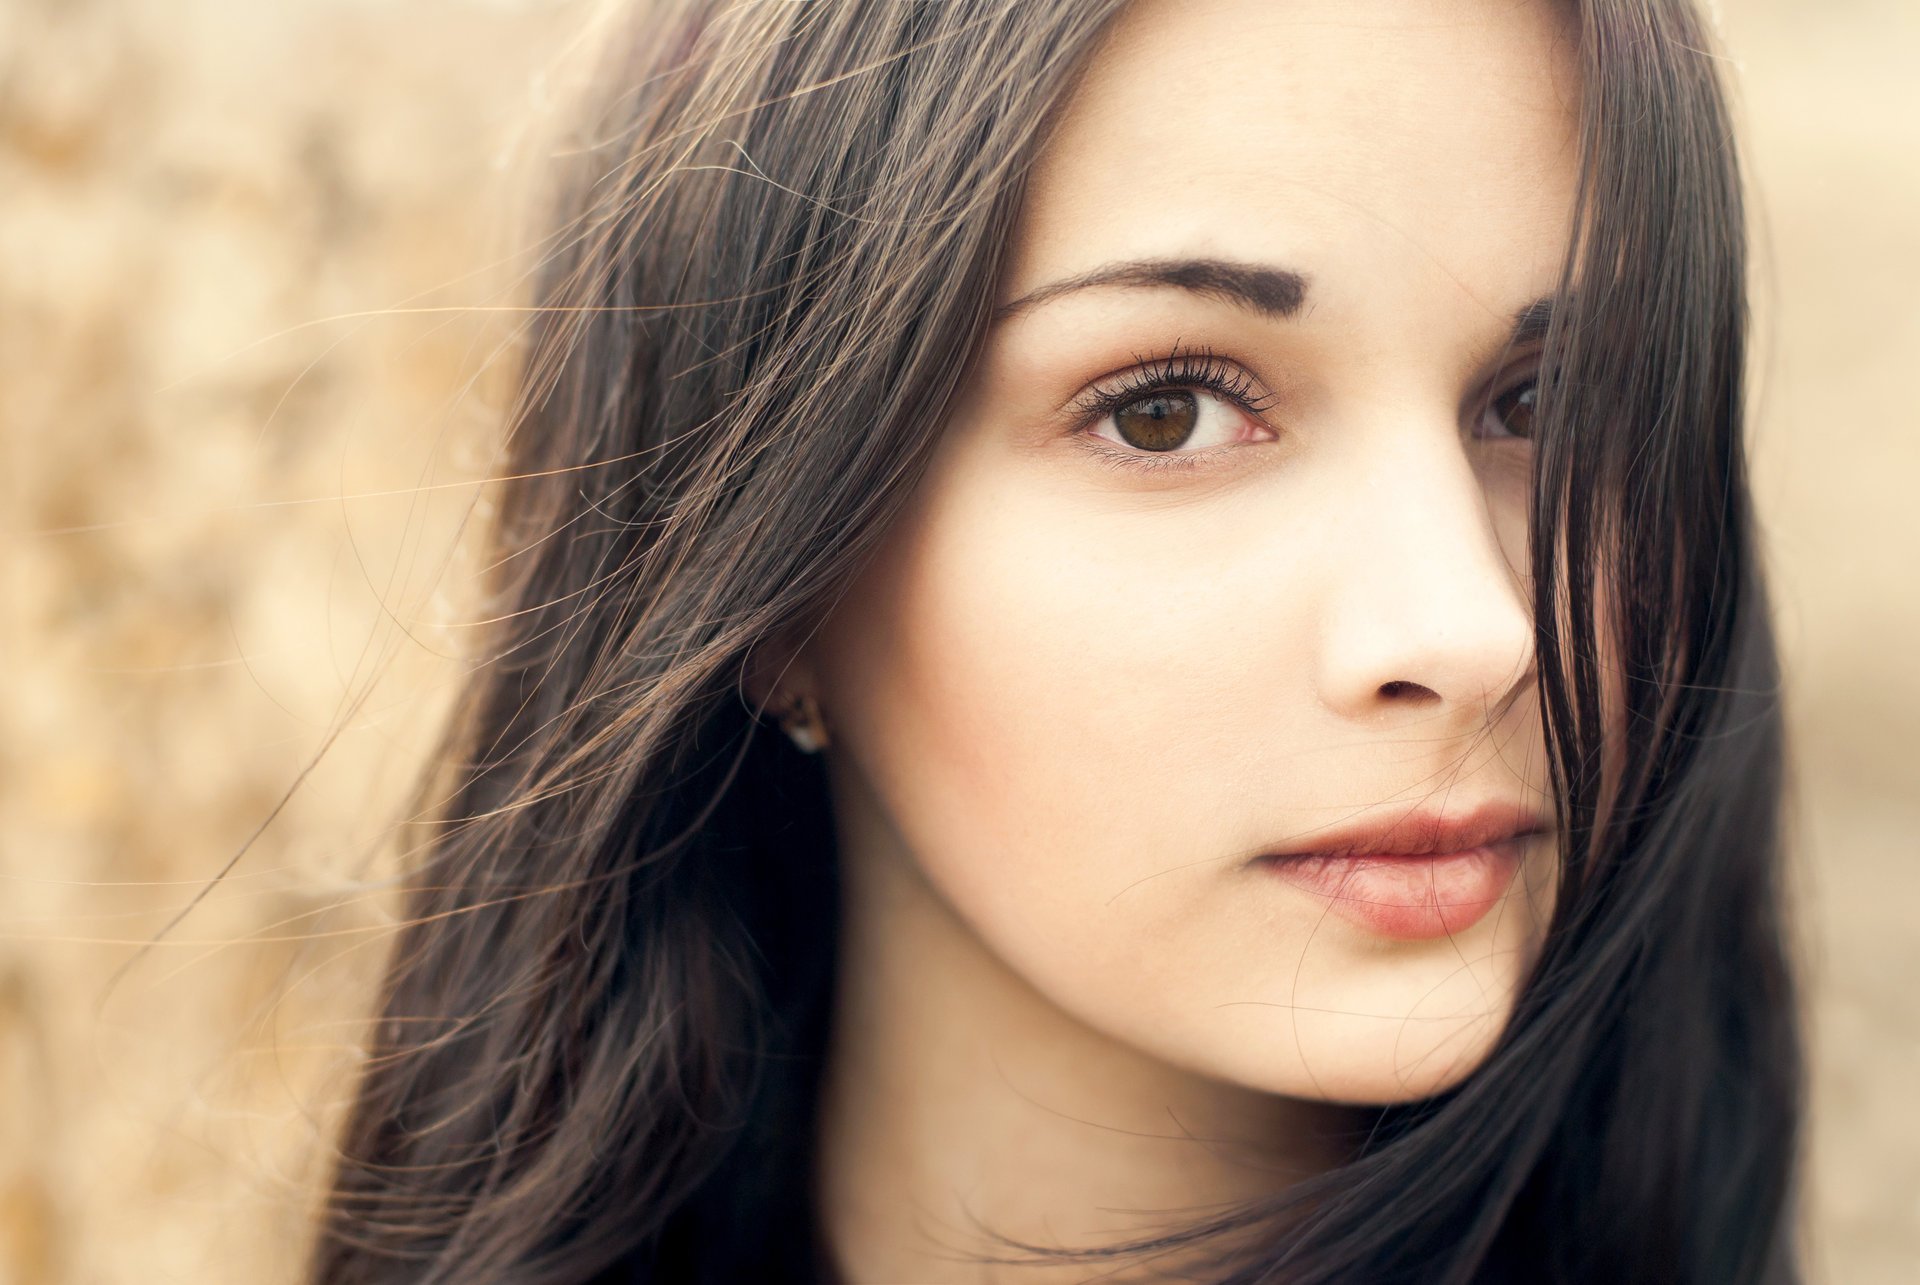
top-left (773, 688), bottom-right (830, 753)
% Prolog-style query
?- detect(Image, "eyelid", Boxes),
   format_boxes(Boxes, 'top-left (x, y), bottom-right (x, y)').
top-left (1062, 343), bottom-right (1281, 474)
top-left (1481, 348), bottom-right (1545, 401)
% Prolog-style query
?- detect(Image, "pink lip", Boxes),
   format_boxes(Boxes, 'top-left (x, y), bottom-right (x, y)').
top-left (1257, 836), bottom-right (1529, 939)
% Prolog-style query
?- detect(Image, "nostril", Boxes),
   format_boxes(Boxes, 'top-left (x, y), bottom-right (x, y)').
top-left (1379, 679), bottom-right (1437, 700)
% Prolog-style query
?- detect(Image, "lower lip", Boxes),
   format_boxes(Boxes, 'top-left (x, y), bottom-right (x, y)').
top-left (1256, 838), bottom-right (1528, 940)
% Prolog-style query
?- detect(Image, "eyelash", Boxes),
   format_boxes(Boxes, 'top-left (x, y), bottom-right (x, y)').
top-left (1065, 342), bottom-right (1280, 475)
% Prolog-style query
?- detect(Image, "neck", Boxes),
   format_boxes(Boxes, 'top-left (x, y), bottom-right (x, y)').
top-left (812, 776), bottom-right (1359, 1284)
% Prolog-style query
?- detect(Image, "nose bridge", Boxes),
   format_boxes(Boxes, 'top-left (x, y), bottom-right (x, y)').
top-left (1314, 419), bottom-right (1535, 718)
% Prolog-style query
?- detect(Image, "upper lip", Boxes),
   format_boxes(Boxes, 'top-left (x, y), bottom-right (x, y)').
top-left (1260, 801), bottom-right (1552, 861)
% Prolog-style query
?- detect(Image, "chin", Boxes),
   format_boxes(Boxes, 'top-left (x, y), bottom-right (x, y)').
top-left (1195, 984), bottom-right (1519, 1108)
top-left (1310, 1040), bottom-right (1502, 1106)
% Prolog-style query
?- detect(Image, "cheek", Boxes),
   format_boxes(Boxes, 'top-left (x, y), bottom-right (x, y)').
top-left (1472, 441), bottom-right (1536, 574)
top-left (813, 448), bottom-right (1287, 978)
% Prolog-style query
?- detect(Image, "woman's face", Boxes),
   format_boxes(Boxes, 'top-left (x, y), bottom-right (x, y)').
top-left (802, 0), bottom-right (1578, 1105)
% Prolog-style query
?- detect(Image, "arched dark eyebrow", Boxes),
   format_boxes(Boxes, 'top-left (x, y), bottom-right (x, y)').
top-left (1508, 296), bottom-right (1556, 347)
top-left (990, 257), bottom-right (1310, 324)
top-left (991, 255), bottom-right (1558, 361)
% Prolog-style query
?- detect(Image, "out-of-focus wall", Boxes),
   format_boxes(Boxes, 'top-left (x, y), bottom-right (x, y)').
top-left (0, 0), bottom-right (1912, 1281)
top-left (1720, 1), bottom-right (1920, 1277)
top-left (0, 2), bottom-right (603, 1279)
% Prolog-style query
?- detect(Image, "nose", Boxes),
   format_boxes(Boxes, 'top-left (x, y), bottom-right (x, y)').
top-left (1312, 427), bottom-right (1536, 727)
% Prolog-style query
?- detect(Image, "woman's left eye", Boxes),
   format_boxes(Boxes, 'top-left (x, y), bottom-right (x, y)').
top-left (1476, 373), bottom-right (1542, 441)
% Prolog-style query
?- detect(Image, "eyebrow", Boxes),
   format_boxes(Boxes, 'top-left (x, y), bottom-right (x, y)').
top-left (992, 255), bottom-right (1559, 356)
top-left (1507, 296), bottom-right (1556, 348)
top-left (991, 256), bottom-right (1310, 324)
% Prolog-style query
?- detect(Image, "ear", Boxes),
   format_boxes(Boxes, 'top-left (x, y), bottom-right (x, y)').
top-left (741, 624), bottom-right (815, 714)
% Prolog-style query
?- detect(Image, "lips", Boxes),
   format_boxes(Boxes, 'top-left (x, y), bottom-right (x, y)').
top-left (1260, 801), bottom-right (1551, 861)
top-left (1252, 803), bottom-right (1550, 940)
top-left (1257, 838), bottom-right (1531, 939)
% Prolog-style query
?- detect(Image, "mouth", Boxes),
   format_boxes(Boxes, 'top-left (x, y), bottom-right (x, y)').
top-left (1255, 838), bottom-right (1532, 940)
top-left (1251, 804), bottom-right (1549, 940)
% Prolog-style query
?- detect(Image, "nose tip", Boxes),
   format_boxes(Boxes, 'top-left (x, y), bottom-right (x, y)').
top-left (1314, 448), bottom-right (1536, 723)
top-left (1358, 600), bottom-right (1535, 711)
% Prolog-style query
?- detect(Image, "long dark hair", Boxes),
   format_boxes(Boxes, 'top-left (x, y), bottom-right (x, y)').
top-left (303, 0), bottom-right (1804, 1280)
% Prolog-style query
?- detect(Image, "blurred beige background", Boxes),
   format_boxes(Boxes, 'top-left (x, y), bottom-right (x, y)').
top-left (1, 0), bottom-right (1914, 1281)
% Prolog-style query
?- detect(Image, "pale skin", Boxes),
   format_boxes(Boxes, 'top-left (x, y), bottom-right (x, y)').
top-left (747, 0), bottom-right (1582, 1278)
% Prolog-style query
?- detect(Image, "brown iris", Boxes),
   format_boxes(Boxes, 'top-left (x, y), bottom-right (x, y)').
top-left (1489, 380), bottom-right (1539, 439)
top-left (1113, 390), bottom-right (1198, 451)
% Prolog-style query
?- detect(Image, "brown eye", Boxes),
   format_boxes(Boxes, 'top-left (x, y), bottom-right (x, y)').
top-left (1483, 377), bottom-right (1539, 440)
top-left (1113, 390), bottom-right (1199, 451)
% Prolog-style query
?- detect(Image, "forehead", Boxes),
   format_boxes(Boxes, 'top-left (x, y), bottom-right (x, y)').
top-left (1005, 0), bottom-right (1582, 331)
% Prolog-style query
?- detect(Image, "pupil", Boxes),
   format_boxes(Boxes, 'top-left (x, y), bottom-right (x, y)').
top-left (1115, 390), bottom-right (1197, 451)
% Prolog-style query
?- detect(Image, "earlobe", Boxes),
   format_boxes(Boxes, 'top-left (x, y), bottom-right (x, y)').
top-left (742, 627), bottom-right (806, 711)
top-left (742, 632), bottom-right (833, 753)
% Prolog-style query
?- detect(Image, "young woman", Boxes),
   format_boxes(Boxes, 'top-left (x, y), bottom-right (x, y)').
top-left (304, 0), bottom-right (1804, 1280)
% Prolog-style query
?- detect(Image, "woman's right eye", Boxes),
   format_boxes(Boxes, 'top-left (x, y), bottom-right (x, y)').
top-left (1092, 386), bottom-right (1253, 456)
top-left (1062, 345), bottom-right (1282, 475)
